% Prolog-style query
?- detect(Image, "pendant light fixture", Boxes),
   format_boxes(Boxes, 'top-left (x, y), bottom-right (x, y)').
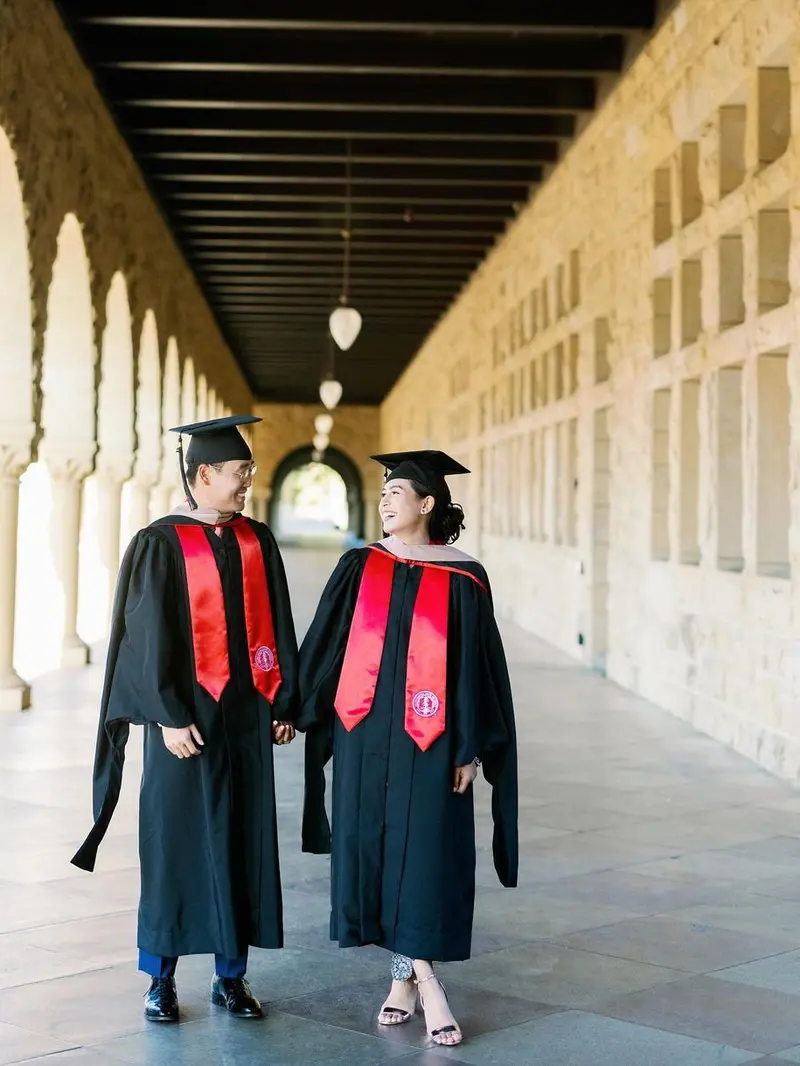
top-left (329, 137), bottom-right (362, 351)
top-left (319, 332), bottom-right (343, 410)
top-left (313, 432), bottom-right (329, 453)
top-left (315, 413), bottom-right (334, 436)
top-left (319, 379), bottom-right (342, 410)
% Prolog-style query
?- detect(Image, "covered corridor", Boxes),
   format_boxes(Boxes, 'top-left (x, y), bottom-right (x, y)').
top-left (5, 1), bottom-right (800, 1063)
top-left (2, 550), bottom-right (800, 1065)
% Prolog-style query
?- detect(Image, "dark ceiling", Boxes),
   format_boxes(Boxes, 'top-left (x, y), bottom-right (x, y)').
top-left (55, 3), bottom-right (659, 405)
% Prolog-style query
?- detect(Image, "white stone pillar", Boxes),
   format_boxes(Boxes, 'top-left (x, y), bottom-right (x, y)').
top-left (150, 482), bottom-right (177, 521)
top-left (96, 474), bottom-right (124, 627)
top-left (249, 489), bottom-right (269, 525)
top-left (50, 471), bottom-right (90, 667)
top-left (127, 481), bottom-right (152, 536)
top-left (364, 491), bottom-right (382, 543)
top-left (0, 467), bottom-right (30, 711)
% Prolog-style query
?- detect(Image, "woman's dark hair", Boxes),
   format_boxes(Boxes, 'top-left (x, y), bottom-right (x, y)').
top-left (409, 479), bottom-right (466, 545)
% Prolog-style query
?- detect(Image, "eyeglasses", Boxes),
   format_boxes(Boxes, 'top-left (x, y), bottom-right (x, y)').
top-left (230, 463), bottom-right (257, 484)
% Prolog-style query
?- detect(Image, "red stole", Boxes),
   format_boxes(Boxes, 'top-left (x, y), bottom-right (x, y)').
top-left (173, 518), bottom-right (282, 704)
top-left (334, 546), bottom-right (487, 752)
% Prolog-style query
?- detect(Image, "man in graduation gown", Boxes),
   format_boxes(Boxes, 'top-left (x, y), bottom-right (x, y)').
top-left (72, 415), bottom-right (298, 1023)
top-left (298, 450), bottom-right (517, 1046)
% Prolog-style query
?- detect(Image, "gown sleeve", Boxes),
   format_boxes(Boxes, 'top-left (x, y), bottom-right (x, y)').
top-left (451, 569), bottom-right (519, 889)
top-left (71, 529), bottom-right (194, 872)
top-left (297, 549), bottom-right (365, 853)
top-left (258, 522), bottom-right (300, 724)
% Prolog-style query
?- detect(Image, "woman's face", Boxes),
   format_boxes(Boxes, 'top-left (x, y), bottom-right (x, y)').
top-left (379, 478), bottom-right (433, 538)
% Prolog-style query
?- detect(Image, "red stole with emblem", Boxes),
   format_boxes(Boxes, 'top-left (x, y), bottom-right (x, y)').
top-left (173, 518), bottom-right (282, 704)
top-left (334, 546), bottom-right (486, 752)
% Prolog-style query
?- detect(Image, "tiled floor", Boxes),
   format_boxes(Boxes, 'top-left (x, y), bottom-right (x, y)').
top-left (2, 548), bottom-right (800, 1064)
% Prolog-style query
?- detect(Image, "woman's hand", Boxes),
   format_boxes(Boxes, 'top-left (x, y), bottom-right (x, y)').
top-left (162, 724), bottom-right (204, 758)
top-left (272, 721), bottom-right (296, 745)
top-left (453, 762), bottom-right (478, 794)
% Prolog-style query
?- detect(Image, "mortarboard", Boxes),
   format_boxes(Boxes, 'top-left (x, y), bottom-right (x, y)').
top-left (169, 414), bottom-right (261, 509)
top-left (370, 450), bottom-right (470, 496)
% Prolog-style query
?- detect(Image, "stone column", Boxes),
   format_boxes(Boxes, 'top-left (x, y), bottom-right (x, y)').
top-left (96, 473), bottom-right (124, 626)
top-left (249, 489), bottom-right (269, 525)
top-left (364, 491), bottom-right (382, 543)
top-left (49, 469), bottom-right (90, 668)
top-left (0, 464), bottom-right (31, 711)
top-left (150, 482), bottom-right (177, 521)
top-left (127, 480), bottom-right (152, 538)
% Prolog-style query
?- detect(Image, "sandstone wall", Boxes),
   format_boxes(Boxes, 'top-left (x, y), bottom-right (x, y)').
top-left (380, 0), bottom-right (800, 780)
top-left (0, 0), bottom-right (251, 443)
top-left (251, 402), bottom-right (382, 535)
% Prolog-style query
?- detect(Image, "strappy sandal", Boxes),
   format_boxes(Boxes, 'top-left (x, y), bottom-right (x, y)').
top-left (416, 971), bottom-right (463, 1046)
top-left (377, 980), bottom-right (416, 1026)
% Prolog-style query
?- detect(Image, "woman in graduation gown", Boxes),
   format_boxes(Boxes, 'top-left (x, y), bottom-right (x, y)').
top-left (298, 450), bottom-right (518, 1047)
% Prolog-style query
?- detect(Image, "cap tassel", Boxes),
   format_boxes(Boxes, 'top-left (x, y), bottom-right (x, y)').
top-left (177, 434), bottom-right (197, 511)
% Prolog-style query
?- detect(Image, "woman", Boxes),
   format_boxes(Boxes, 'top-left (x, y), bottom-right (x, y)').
top-left (298, 450), bottom-right (518, 1047)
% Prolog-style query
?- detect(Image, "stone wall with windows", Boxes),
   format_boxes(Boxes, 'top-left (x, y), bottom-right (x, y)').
top-left (381, 0), bottom-right (800, 780)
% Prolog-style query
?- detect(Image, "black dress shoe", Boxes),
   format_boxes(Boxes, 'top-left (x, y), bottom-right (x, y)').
top-left (211, 975), bottom-right (263, 1018)
top-left (144, 977), bottom-right (179, 1022)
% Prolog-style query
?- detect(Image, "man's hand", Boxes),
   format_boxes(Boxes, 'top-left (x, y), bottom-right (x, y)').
top-left (162, 724), bottom-right (204, 759)
top-left (272, 721), bottom-right (296, 745)
top-left (453, 762), bottom-right (479, 794)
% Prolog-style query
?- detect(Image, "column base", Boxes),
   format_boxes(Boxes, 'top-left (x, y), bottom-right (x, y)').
top-left (62, 636), bottom-right (90, 669)
top-left (0, 671), bottom-right (31, 712)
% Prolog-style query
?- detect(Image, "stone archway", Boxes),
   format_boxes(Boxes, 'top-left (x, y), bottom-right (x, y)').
top-left (269, 445), bottom-right (365, 540)
top-left (151, 336), bottom-right (181, 517)
top-left (196, 373), bottom-right (209, 421)
top-left (25, 213), bottom-right (96, 671)
top-left (125, 308), bottom-right (162, 538)
top-left (181, 356), bottom-right (197, 425)
top-left (0, 126), bottom-right (33, 708)
top-left (81, 271), bottom-right (135, 638)
top-left (129, 311), bottom-right (162, 530)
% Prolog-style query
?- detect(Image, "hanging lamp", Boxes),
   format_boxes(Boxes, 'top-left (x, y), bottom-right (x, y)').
top-left (329, 137), bottom-right (362, 351)
top-left (319, 332), bottom-right (343, 409)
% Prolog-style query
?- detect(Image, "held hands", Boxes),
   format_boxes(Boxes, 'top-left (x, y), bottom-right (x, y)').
top-left (162, 721), bottom-right (295, 757)
top-left (453, 761), bottom-right (479, 794)
top-left (272, 721), bottom-right (296, 745)
top-left (162, 724), bottom-right (204, 759)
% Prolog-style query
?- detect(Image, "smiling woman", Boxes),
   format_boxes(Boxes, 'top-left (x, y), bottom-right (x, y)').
top-left (297, 449), bottom-right (518, 1049)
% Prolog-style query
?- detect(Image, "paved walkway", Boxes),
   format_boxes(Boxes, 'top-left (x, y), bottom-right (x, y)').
top-left (3, 549), bottom-right (800, 1065)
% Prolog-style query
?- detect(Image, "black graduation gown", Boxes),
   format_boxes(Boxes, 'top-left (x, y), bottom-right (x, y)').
top-left (298, 545), bottom-right (518, 962)
top-left (72, 515), bottom-right (298, 960)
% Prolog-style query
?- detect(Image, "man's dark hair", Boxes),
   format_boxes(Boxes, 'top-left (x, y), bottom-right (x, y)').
top-left (186, 457), bottom-right (224, 487)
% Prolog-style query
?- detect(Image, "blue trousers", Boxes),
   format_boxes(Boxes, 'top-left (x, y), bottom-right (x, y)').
top-left (138, 949), bottom-right (248, 979)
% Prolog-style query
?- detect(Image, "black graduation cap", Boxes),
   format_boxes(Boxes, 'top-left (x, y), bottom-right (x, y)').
top-left (370, 450), bottom-right (470, 496)
top-left (169, 414), bottom-right (261, 509)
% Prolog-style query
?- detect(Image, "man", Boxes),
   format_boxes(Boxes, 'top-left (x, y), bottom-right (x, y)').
top-left (72, 415), bottom-right (298, 1023)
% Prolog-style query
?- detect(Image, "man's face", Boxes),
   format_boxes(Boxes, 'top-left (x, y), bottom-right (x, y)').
top-left (198, 459), bottom-right (256, 513)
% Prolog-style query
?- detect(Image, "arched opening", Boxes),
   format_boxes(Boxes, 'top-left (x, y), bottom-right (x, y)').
top-left (0, 127), bottom-right (34, 702)
top-left (269, 445), bottom-right (365, 545)
top-left (121, 309), bottom-right (162, 544)
top-left (196, 373), bottom-right (209, 422)
top-left (159, 338), bottom-right (181, 503)
top-left (0, 127), bottom-right (33, 450)
top-left (18, 213), bottom-right (95, 676)
top-left (80, 272), bottom-right (135, 643)
top-left (181, 357), bottom-right (196, 425)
